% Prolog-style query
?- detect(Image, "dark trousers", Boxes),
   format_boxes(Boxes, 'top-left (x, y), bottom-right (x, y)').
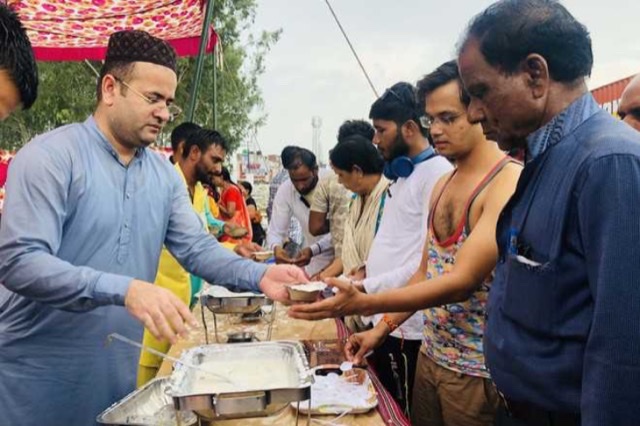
top-left (369, 335), bottom-right (421, 416)
top-left (495, 405), bottom-right (533, 426)
top-left (494, 402), bottom-right (580, 426)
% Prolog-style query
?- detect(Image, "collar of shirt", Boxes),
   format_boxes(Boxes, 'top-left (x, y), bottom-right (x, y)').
top-left (297, 169), bottom-right (329, 208)
top-left (86, 116), bottom-right (146, 165)
top-left (525, 92), bottom-right (600, 163)
top-left (174, 161), bottom-right (187, 184)
top-left (174, 162), bottom-right (207, 206)
top-left (300, 190), bottom-right (314, 208)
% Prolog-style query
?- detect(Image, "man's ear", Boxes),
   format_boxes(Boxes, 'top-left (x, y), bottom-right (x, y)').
top-left (522, 54), bottom-right (549, 99)
top-left (101, 74), bottom-right (118, 106)
top-left (400, 120), bottom-right (420, 140)
top-left (188, 144), bottom-right (201, 161)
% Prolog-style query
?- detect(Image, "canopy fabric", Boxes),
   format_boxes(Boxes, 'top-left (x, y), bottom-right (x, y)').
top-left (0, 151), bottom-right (14, 204)
top-left (8, 0), bottom-right (216, 61)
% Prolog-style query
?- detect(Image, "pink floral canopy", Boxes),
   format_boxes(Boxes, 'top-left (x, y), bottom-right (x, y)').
top-left (7, 0), bottom-right (216, 61)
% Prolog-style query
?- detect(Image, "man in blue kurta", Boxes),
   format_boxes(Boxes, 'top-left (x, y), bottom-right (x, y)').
top-left (458, 1), bottom-right (640, 425)
top-left (0, 30), bottom-right (306, 426)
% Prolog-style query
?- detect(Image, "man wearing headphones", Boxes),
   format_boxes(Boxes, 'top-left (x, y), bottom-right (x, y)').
top-left (351, 82), bottom-right (452, 413)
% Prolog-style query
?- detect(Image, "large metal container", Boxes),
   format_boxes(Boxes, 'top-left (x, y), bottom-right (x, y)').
top-left (167, 341), bottom-right (313, 420)
top-left (97, 377), bottom-right (197, 425)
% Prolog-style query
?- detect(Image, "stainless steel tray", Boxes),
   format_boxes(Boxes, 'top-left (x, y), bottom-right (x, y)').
top-left (168, 341), bottom-right (313, 420)
top-left (200, 285), bottom-right (273, 314)
top-left (97, 377), bottom-right (197, 425)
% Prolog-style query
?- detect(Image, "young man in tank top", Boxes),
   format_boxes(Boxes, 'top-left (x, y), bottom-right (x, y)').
top-left (290, 60), bottom-right (522, 426)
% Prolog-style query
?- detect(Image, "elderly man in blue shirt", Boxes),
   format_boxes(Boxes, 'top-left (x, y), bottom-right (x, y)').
top-left (0, 30), bottom-right (306, 426)
top-left (457, 1), bottom-right (640, 425)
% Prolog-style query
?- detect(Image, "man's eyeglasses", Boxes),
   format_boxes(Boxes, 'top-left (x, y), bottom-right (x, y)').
top-left (419, 112), bottom-right (465, 129)
top-left (114, 77), bottom-right (182, 122)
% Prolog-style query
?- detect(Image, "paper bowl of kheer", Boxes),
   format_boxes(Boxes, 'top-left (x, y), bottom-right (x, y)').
top-left (252, 250), bottom-right (274, 262)
top-left (287, 282), bottom-right (327, 302)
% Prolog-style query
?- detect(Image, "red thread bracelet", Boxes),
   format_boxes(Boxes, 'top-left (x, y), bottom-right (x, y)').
top-left (382, 314), bottom-right (400, 333)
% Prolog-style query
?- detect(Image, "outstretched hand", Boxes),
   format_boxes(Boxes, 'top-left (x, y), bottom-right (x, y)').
top-left (288, 277), bottom-right (370, 321)
top-left (234, 242), bottom-right (263, 258)
top-left (345, 326), bottom-right (388, 365)
top-left (259, 264), bottom-right (308, 303)
top-left (348, 265), bottom-right (366, 281)
top-left (292, 247), bottom-right (312, 267)
top-left (274, 246), bottom-right (296, 264)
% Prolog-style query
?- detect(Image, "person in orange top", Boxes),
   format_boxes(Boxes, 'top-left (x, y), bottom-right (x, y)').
top-left (214, 167), bottom-right (252, 244)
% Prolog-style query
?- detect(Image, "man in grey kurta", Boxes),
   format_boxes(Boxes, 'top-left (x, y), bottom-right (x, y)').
top-left (0, 30), bottom-right (305, 426)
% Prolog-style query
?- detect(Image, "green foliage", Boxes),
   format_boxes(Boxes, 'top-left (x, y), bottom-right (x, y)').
top-left (170, 0), bottom-right (281, 153)
top-left (0, 0), bottom-right (280, 155)
top-left (0, 61), bottom-right (97, 150)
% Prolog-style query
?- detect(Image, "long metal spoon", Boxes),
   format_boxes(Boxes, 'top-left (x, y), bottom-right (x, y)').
top-left (107, 333), bottom-right (234, 384)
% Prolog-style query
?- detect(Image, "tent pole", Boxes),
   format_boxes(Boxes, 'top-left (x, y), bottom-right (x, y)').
top-left (213, 41), bottom-right (217, 128)
top-left (186, 0), bottom-right (215, 121)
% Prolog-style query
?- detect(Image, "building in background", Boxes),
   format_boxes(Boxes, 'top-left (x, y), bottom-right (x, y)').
top-left (236, 151), bottom-right (279, 183)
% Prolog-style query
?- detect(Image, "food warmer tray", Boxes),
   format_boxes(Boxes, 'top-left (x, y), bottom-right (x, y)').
top-left (200, 285), bottom-right (273, 314)
top-left (97, 377), bottom-right (197, 425)
top-left (167, 341), bottom-right (313, 420)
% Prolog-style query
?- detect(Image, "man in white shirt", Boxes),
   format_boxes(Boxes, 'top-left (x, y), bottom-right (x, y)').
top-left (267, 147), bottom-right (304, 246)
top-left (355, 82), bottom-right (452, 413)
top-left (267, 147), bottom-right (334, 277)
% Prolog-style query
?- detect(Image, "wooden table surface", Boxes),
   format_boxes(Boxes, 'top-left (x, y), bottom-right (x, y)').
top-left (157, 302), bottom-right (387, 425)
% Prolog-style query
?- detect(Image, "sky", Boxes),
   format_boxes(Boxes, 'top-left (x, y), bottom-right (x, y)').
top-left (250, 0), bottom-right (640, 160)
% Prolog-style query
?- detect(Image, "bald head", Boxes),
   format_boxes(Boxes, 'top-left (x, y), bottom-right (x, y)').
top-left (619, 74), bottom-right (640, 132)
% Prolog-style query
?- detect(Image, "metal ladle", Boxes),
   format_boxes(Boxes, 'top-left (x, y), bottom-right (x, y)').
top-left (107, 333), bottom-right (235, 384)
